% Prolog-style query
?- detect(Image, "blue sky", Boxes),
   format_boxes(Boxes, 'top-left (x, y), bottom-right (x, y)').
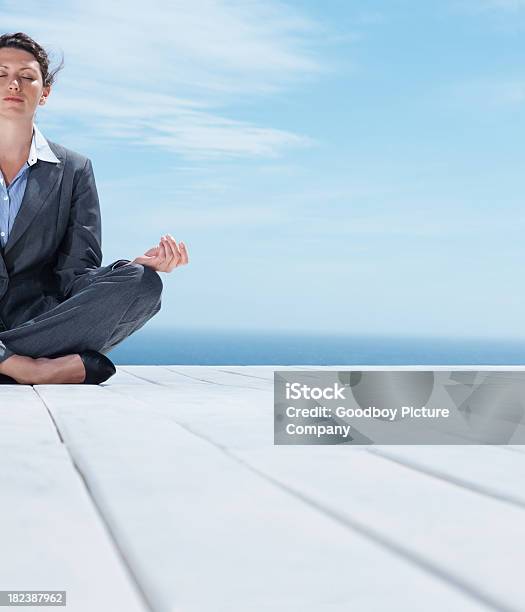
top-left (2, 0), bottom-right (525, 338)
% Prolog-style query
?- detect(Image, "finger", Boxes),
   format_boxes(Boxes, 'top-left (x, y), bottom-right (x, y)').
top-left (168, 234), bottom-right (185, 266)
top-left (160, 239), bottom-right (174, 271)
top-left (165, 234), bottom-right (182, 267)
top-left (161, 235), bottom-right (176, 265)
top-left (172, 237), bottom-right (185, 269)
top-left (179, 241), bottom-right (189, 265)
top-left (156, 240), bottom-right (168, 265)
top-left (147, 244), bottom-right (160, 256)
top-left (161, 238), bottom-right (176, 273)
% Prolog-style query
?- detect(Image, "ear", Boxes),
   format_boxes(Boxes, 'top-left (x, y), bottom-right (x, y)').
top-left (39, 84), bottom-right (51, 106)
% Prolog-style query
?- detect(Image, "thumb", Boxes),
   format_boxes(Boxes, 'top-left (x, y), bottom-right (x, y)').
top-left (132, 255), bottom-right (153, 265)
top-left (144, 246), bottom-right (160, 257)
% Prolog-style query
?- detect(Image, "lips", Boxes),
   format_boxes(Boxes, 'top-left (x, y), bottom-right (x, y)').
top-left (3, 97), bottom-right (24, 103)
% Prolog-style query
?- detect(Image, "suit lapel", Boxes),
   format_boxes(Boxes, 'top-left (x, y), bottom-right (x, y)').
top-left (4, 159), bottom-right (62, 255)
top-left (0, 248), bottom-right (7, 281)
top-left (0, 244), bottom-right (8, 301)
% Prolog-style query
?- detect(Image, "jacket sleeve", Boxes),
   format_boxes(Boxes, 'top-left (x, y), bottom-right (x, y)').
top-left (54, 158), bottom-right (128, 297)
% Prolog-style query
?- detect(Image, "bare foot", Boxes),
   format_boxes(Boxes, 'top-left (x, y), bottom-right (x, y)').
top-left (0, 354), bottom-right (86, 384)
top-left (0, 355), bottom-right (41, 384)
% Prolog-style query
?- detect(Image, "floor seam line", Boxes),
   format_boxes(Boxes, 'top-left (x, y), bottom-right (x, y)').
top-left (367, 448), bottom-right (525, 511)
top-left (120, 365), bottom-right (266, 391)
top-left (32, 386), bottom-right (156, 612)
top-left (104, 383), bottom-right (514, 612)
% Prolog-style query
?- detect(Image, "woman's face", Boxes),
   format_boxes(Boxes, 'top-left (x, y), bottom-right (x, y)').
top-left (0, 47), bottom-right (50, 121)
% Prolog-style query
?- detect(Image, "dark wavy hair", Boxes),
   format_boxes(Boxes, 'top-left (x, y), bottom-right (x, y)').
top-left (0, 32), bottom-right (63, 87)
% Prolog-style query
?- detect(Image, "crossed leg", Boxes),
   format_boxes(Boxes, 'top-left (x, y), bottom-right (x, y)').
top-left (0, 263), bottom-right (163, 384)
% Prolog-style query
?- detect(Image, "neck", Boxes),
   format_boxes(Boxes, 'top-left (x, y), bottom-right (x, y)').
top-left (0, 117), bottom-right (33, 162)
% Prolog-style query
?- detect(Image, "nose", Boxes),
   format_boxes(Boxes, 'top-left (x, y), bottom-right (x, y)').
top-left (8, 78), bottom-right (20, 92)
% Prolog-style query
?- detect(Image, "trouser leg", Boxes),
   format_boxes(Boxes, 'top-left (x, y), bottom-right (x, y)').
top-left (0, 263), bottom-right (162, 363)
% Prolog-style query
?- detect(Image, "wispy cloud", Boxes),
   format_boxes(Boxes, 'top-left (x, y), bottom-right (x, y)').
top-left (45, 87), bottom-right (311, 158)
top-left (3, 0), bottom-right (322, 157)
top-left (98, 166), bottom-right (519, 241)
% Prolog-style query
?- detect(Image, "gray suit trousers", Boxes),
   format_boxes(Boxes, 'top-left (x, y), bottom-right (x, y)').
top-left (0, 262), bottom-right (162, 363)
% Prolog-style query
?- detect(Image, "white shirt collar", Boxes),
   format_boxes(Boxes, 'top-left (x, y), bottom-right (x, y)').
top-left (29, 124), bottom-right (60, 166)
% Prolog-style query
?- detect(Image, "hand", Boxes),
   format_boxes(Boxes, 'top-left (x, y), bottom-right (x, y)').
top-left (132, 235), bottom-right (189, 273)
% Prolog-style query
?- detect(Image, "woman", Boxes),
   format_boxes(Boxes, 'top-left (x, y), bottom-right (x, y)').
top-left (0, 32), bottom-right (189, 385)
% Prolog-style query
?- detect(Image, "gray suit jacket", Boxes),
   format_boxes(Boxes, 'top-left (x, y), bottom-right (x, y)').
top-left (0, 141), bottom-right (124, 331)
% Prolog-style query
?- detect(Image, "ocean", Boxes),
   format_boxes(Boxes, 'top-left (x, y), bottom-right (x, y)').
top-left (106, 328), bottom-right (525, 365)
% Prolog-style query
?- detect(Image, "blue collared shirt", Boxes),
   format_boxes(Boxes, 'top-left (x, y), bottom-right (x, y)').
top-left (0, 125), bottom-right (60, 248)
